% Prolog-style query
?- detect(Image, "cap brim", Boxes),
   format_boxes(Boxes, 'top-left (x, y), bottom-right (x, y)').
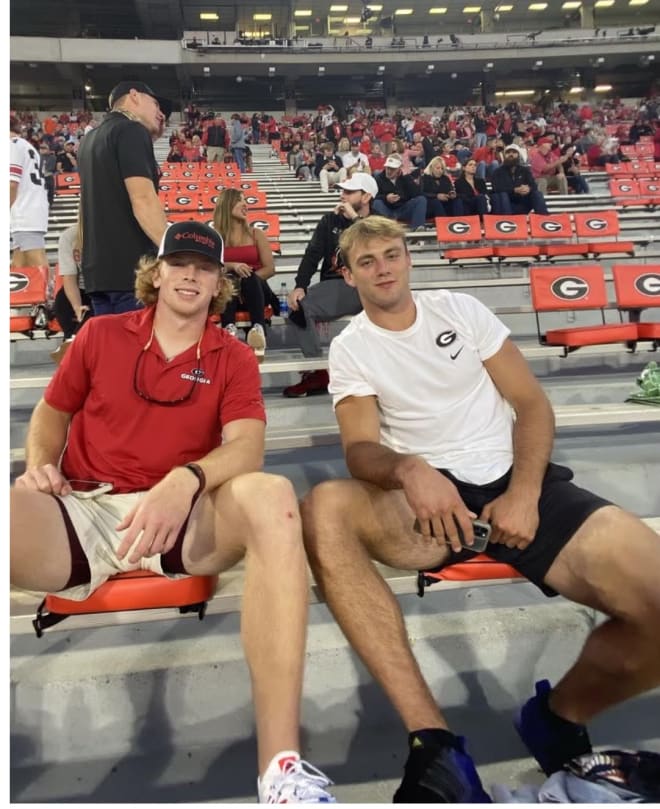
top-left (155, 96), bottom-right (173, 118)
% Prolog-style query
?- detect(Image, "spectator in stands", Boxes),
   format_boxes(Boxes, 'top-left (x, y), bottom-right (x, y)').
top-left (166, 141), bottom-right (183, 162)
top-left (204, 113), bottom-right (227, 163)
top-left (529, 140), bottom-right (569, 195)
top-left (38, 140), bottom-right (57, 206)
top-left (301, 214), bottom-right (660, 803)
top-left (9, 115), bottom-right (49, 271)
top-left (295, 147), bottom-right (316, 181)
top-left (181, 136), bottom-right (203, 162)
top-left (77, 81), bottom-right (168, 315)
top-left (368, 143), bottom-right (386, 174)
top-left (49, 219), bottom-right (92, 365)
top-left (341, 138), bottom-right (371, 174)
top-left (586, 134), bottom-right (621, 168)
top-left (10, 220), bottom-right (335, 805)
top-left (336, 136), bottom-right (351, 165)
top-left (282, 173), bottom-right (377, 398)
top-left (490, 144), bottom-right (549, 215)
top-left (55, 141), bottom-right (79, 173)
top-left (560, 143), bottom-right (590, 194)
top-left (229, 113), bottom-right (247, 172)
top-left (421, 157), bottom-right (460, 218)
top-left (373, 155), bottom-right (427, 232)
top-left (472, 135), bottom-right (500, 180)
top-left (315, 142), bottom-right (347, 193)
top-left (454, 158), bottom-right (489, 216)
top-left (212, 189), bottom-right (275, 360)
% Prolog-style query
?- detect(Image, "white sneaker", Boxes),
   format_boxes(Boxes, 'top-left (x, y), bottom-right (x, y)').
top-left (224, 323), bottom-right (239, 339)
top-left (258, 751), bottom-right (335, 804)
top-left (247, 323), bottom-right (266, 361)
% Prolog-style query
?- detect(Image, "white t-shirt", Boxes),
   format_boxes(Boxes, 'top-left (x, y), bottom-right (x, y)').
top-left (9, 136), bottom-right (49, 233)
top-left (329, 290), bottom-right (514, 484)
top-left (341, 151), bottom-right (370, 172)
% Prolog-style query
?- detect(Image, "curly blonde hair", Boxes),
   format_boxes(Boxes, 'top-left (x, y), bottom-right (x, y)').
top-left (134, 254), bottom-right (234, 316)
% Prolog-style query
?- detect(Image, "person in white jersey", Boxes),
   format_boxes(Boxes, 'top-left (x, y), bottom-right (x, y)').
top-left (300, 216), bottom-right (660, 803)
top-left (9, 116), bottom-right (49, 270)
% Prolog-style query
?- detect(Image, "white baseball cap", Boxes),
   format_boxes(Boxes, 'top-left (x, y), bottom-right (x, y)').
top-left (384, 155), bottom-right (403, 168)
top-left (336, 173), bottom-right (379, 197)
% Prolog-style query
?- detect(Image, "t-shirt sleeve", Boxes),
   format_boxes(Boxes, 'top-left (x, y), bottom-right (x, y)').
top-left (451, 293), bottom-right (510, 361)
top-left (328, 336), bottom-right (377, 410)
top-left (116, 122), bottom-right (156, 181)
top-left (220, 344), bottom-right (267, 428)
top-left (57, 225), bottom-right (78, 276)
top-left (44, 318), bottom-right (94, 413)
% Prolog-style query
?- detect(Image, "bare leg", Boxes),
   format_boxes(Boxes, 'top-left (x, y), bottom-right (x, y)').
top-left (301, 478), bottom-right (454, 733)
top-left (184, 472), bottom-right (309, 774)
top-left (542, 506), bottom-right (660, 723)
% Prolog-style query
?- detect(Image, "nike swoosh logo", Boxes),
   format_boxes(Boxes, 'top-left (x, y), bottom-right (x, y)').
top-left (450, 347), bottom-right (464, 361)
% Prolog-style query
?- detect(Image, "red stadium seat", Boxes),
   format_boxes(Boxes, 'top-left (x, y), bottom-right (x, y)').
top-left (573, 211), bottom-right (635, 259)
top-left (418, 554), bottom-right (524, 596)
top-left (246, 211), bottom-right (281, 253)
top-left (529, 264), bottom-right (638, 354)
top-left (10, 265), bottom-right (49, 336)
top-left (482, 214), bottom-right (541, 262)
top-left (435, 216), bottom-right (493, 262)
top-left (611, 263), bottom-right (660, 346)
top-left (528, 212), bottom-right (588, 259)
top-left (33, 570), bottom-right (219, 637)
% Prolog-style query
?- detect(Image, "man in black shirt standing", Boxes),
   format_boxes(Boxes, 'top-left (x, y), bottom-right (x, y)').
top-left (204, 113), bottom-right (227, 163)
top-left (77, 80), bottom-right (169, 315)
top-left (490, 144), bottom-right (549, 215)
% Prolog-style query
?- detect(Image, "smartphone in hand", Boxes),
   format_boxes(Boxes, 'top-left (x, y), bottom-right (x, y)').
top-left (413, 517), bottom-right (491, 552)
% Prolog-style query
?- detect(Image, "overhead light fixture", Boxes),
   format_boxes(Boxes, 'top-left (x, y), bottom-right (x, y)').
top-left (496, 3), bottom-right (513, 8)
top-left (595, 84), bottom-right (613, 91)
top-left (377, 65), bottom-right (386, 73)
top-left (594, 0), bottom-right (614, 5)
top-left (451, 72), bottom-right (458, 78)
top-left (203, 66), bottom-right (210, 74)
top-left (394, 8), bottom-right (414, 14)
top-left (199, 12), bottom-right (219, 20)
top-left (429, 6), bottom-right (448, 11)
top-left (535, 59), bottom-right (543, 65)
top-left (330, 4), bottom-right (348, 9)
top-left (343, 16), bottom-right (361, 22)
top-left (569, 86), bottom-right (584, 93)
top-left (84, 83), bottom-right (92, 92)
top-left (268, 66), bottom-right (276, 74)
top-left (596, 56), bottom-right (605, 63)
top-left (463, 5), bottom-right (481, 10)
top-left (529, 2), bottom-right (548, 9)
top-left (485, 61), bottom-right (494, 68)
top-left (562, 1), bottom-right (581, 7)
top-left (318, 65), bottom-right (326, 73)
top-left (294, 9), bottom-right (312, 15)
top-left (629, 0), bottom-right (648, 4)
top-left (649, 54), bottom-right (656, 60)
top-left (427, 64), bottom-right (435, 70)
top-left (253, 13), bottom-right (272, 20)
top-left (369, 4), bottom-right (384, 8)
top-left (294, 24), bottom-right (310, 30)
top-left (494, 89), bottom-right (536, 97)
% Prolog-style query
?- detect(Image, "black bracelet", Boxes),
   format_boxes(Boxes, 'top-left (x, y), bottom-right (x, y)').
top-left (183, 463), bottom-right (206, 501)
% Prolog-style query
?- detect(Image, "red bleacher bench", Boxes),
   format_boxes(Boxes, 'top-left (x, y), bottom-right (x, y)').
top-left (530, 264), bottom-right (639, 354)
top-left (573, 211), bottom-right (635, 259)
top-left (10, 266), bottom-right (49, 337)
top-left (33, 570), bottom-right (219, 637)
top-left (418, 555), bottom-right (524, 596)
top-left (483, 214), bottom-right (541, 262)
top-left (435, 215), bottom-right (493, 262)
top-left (611, 263), bottom-right (660, 346)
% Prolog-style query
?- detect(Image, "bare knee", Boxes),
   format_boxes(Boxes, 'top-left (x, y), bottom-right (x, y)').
top-left (301, 479), bottom-right (363, 560)
top-left (229, 472), bottom-right (301, 550)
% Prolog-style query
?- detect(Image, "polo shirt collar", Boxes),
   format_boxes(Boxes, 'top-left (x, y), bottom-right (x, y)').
top-left (123, 305), bottom-right (226, 357)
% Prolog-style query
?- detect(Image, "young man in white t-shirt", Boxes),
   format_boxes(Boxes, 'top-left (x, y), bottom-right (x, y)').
top-left (300, 216), bottom-right (660, 802)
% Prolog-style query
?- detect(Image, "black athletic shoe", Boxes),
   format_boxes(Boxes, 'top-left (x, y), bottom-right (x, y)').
top-left (393, 729), bottom-right (492, 803)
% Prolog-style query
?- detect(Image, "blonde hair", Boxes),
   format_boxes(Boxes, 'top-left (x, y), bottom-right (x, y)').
top-left (338, 216), bottom-right (408, 270)
top-left (134, 255), bottom-right (234, 316)
top-left (337, 137), bottom-right (350, 153)
top-left (424, 156), bottom-right (446, 176)
top-left (212, 188), bottom-right (252, 246)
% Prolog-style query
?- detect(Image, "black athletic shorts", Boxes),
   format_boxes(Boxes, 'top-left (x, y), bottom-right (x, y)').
top-left (425, 462), bottom-right (612, 597)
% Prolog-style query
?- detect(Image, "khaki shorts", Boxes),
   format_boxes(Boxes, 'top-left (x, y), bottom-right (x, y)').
top-left (54, 492), bottom-right (188, 601)
top-left (11, 231), bottom-right (46, 251)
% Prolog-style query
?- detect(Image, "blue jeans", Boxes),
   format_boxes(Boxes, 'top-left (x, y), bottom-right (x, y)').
top-left (373, 196), bottom-right (427, 230)
top-left (89, 291), bottom-right (143, 315)
top-left (476, 159), bottom-right (500, 180)
top-left (460, 195), bottom-right (489, 216)
top-left (474, 132), bottom-right (487, 149)
top-left (490, 190), bottom-right (548, 216)
top-left (232, 147), bottom-right (247, 172)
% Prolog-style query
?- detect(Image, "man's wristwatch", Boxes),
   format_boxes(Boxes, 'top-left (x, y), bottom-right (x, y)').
top-left (182, 463), bottom-right (206, 499)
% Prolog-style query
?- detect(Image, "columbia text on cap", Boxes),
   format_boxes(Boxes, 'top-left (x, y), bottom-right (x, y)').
top-left (157, 221), bottom-right (225, 266)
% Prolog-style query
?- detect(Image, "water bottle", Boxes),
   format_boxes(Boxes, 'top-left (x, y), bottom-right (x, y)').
top-left (278, 282), bottom-right (289, 317)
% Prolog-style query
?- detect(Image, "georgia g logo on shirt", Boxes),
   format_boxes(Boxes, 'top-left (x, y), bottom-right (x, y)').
top-left (436, 330), bottom-right (457, 347)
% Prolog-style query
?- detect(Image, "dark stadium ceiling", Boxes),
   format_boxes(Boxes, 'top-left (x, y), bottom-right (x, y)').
top-left (10, 0), bottom-right (659, 39)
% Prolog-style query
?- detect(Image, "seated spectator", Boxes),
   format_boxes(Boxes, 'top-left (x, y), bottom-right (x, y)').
top-left (439, 141), bottom-right (461, 176)
top-left (166, 142), bottom-right (184, 162)
top-left (282, 174), bottom-right (376, 398)
top-left (454, 158), bottom-right (489, 216)
top-left (586, 135), bottom-right (621, 168)
top-left (181, 137), bottom-right (203, 162)
top-left (529, 141), bottom-right (569, 195)
top-left (212, 189), bottom-right (275, 360)
top-left (191, 134), bottom-right (206, 161)
top-left (490, 144), bottom-right (549, 215)
top-left (50, 219), bottom-right (92, 365)
top-left (403, 141), bottom-right (426, 176)
top-left (342, 138), bottom-right (371, 174)
top-left (56, 141), bottom-right (78, 173)
top-left (373, 155), bottom-right (427, 232)
top-left (421, 157), bottom-right (460, 218)
top-left (561, 144), bottom-right (590, 194)
top-left (315, 142), bottom-right (347, 193)
top-left (336, 136), bottom-right (351, 165)
top-left (472, 135), bottom-right (500, 180)
top-left (368, 143), bottom-right (386, 174)
top-left (295, 147), bottom-right (316, 181)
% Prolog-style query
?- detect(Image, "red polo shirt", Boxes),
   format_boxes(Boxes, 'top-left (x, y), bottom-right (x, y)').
top-left (45, 307), bottom-right (266, 493)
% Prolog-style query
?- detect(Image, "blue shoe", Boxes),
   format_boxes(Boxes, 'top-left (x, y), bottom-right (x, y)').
top-left (393, 730), bottom-right (492, 803)
top-left (515, 679), bottom-right (592, 776)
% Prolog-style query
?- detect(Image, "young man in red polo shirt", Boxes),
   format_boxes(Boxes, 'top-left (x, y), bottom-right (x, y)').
top-left (10, 221), bottom-right (335, 805)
